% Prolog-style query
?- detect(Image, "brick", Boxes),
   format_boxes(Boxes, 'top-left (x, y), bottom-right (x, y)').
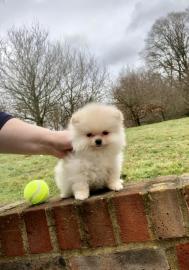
top-left (0, 214), bottom-right (24, 256)
top-left (176, 243), bottom-right (189, 270)
top-left (149, 189), bottom-right (185, 239)
top-left (69, 248), bottom-right (169, 270)
top-left (0, 201), bottom-right (25, 214)
top-left (0, 255), bottom-right (67, 270)
top-left (53, 204), bottom-right (81, 250)
top-left (112, 193), bottom-right (150, 243)
top-left (80, 198), bottom-right (115, 247)
top-left (183, 186), bottom-right (189, 210)
top-left (24, 209), bottom-right (52, 254)
top-left (180, 175), bottom-right (189, 188)
top-left (121, 181), bottom-right (147, 195)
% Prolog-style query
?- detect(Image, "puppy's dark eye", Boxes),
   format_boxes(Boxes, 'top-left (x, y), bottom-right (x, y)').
top-left (86, 133), bottom-right (93, 137)
top-left (102, 131), bottom-right (109, 135)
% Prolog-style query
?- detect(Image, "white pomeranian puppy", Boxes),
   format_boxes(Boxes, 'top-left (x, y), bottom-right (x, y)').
top-left (55, 103), bottom-right (126, 200)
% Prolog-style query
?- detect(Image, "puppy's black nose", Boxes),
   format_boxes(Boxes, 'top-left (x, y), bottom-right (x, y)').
top-left (95, 139), bottom-right (102, 146)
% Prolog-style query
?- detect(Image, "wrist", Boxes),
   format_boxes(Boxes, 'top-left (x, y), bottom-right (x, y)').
top-left (39, 129), bottom-right (55, 155)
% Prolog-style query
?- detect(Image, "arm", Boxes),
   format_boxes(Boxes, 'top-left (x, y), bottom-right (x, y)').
top-left (0, 118), bottom-right (72, 158)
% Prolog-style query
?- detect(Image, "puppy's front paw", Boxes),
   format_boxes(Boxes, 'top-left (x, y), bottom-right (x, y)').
top-left (74, 191), bottom-right (89, 200)
top-left (108, 180), bottom-right (123, 191)
top-left (60, 193), bottom-right (70, 199)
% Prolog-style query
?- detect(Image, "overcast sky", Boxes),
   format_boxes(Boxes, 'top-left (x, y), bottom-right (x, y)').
top-left (0, 0), bottom-right (188, 77)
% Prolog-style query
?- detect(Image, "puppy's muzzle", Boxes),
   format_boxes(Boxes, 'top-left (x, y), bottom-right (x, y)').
top-left (95, 139), bottom-right (102, 146)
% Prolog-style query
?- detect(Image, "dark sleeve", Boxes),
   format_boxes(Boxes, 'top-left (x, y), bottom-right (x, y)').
top-left (0, 112), bottom-right (13, 129)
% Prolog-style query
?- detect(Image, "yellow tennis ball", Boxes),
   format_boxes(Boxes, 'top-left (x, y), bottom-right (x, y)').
top-left (24, 180), bottom-right (49, 205)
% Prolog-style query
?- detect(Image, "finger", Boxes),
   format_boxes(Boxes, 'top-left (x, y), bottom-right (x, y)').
top-left (53, 149), bottom-right (72, 159)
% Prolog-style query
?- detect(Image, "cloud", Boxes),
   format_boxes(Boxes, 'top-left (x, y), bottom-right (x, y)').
top-left (128, 0), bottom-right (189, 31)
top-left (0, 0), bottom-right (188, 78)
top-left (103, 36), bottom-right (140, 66)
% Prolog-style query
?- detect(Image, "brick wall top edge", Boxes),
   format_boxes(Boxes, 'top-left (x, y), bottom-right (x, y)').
top-left (1, 175), bottom-right (189, 217)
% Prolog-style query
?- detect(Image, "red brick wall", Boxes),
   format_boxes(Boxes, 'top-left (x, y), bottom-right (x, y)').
top-left (1, 175), bottom-right (189, 270)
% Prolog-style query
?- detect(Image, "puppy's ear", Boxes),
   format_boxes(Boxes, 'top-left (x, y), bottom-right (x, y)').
top-left (114, 109), bottom-right (124, 122)
top-left (71, 114), bottom-right (80, 125)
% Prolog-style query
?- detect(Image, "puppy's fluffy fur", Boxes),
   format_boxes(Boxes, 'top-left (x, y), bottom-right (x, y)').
top-left (55, 103), bottom-right (126, 200)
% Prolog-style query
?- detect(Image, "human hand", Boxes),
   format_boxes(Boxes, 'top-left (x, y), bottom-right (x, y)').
top-left (44, 130), bottom-right (73, 158)
top-left (0, 117), bottom-right (73, 157)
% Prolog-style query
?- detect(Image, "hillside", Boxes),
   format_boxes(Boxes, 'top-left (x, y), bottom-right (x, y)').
top-left (0, 117), bottom-right (189, 204)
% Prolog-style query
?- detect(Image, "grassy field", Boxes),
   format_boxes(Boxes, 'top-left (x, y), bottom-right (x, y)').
top-left (0, 117), bottom-right (189, 204)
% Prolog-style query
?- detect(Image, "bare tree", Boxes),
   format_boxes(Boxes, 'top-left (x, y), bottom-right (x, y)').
top-left (0, 24), bottom-right (64, 126)
top-left (0, 95), bottom-right (7, 111)
top-left (0, 24), bottom-right (109, 128)
top-left (112, 70), bottom-right (143, 126)
top-left (174, 69), bottom-right (189, 108)
top-left (142, 10), bottom-right (189, 83)
top-left (112, 69), bottom-right (175, 126)
top-left (52, 46), bottom-right (109, 127)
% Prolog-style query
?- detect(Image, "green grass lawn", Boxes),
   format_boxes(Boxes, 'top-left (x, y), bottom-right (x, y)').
top-left (0, 117), bottom-right (189, 204)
